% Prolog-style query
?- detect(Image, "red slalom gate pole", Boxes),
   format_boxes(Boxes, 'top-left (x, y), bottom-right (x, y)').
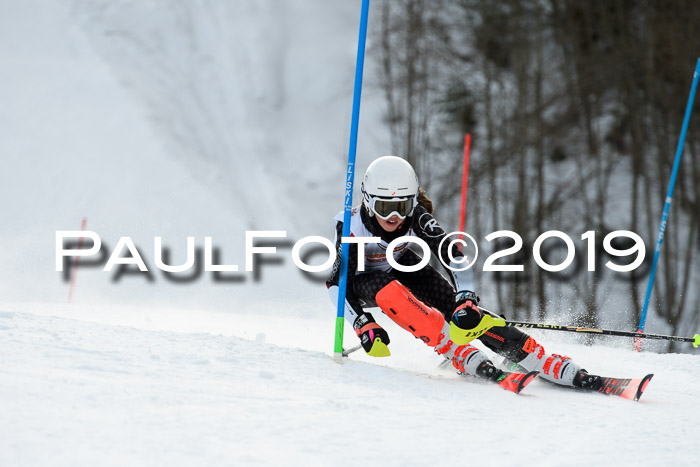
top-left (67, 217), bottom-right (87, 303)
top-left (458, 133), bottom-right (471, 238)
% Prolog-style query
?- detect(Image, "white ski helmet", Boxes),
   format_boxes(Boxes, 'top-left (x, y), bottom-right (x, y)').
top-left (361, 156), bottom-right (419, 219)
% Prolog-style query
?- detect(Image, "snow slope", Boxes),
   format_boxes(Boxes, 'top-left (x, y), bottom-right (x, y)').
top-left (0, 0), bottom-right (388, 309)
top-left (2, 304), bottom-right (699, 466)
top-left (1, 1), bottom-right (699, 465)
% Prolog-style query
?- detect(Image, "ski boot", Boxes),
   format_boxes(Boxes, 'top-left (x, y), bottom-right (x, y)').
top-left (572, 369), bottom-right (602, 390)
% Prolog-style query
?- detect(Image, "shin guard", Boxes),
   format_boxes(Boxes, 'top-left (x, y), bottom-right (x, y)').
top-left (375, 280), bottom-right (445, 347)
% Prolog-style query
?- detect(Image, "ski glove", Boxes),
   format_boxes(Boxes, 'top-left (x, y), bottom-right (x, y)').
top-left (449, 291), bottom-right (506, 345)
top-left (354, 313), bottom-right (391, 357)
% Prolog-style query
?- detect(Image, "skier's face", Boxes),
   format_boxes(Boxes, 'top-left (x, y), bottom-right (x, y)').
top-left (376, 214), bottom-right (403, 232)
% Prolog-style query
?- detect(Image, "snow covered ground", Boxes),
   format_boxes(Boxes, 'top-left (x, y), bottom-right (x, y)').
top-left (2, 303), bottom-right (699, 466)
top-left (1, 1), bottom-right (699, 465)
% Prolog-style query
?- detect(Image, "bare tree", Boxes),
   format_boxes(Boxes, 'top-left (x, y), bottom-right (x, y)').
top-left (370, 0), bottom-right (700, 350)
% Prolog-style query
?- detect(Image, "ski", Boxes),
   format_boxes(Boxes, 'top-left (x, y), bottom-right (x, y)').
top-left (465, 359), bottom-right (540, 394)
top-left (594, 373), bottom-right (654, 401)
top-left (494, 370), bottom-right (540, 394)
top-left (575, 370), bottom-right (654, 401)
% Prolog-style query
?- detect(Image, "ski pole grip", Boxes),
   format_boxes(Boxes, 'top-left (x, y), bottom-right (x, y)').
top-left (693, 334), bottom-right (700, 349)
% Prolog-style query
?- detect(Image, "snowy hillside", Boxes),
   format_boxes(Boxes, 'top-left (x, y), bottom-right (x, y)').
top-left (1, 1), bottom-right (699, 465)
top-left (0, 0), bottom-right (388, 309)
top-left (3, 305), bottom-right (699, 466)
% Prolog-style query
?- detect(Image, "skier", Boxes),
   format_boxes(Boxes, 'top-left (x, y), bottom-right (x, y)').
top-left (326, 155), bottom-right (600, 391)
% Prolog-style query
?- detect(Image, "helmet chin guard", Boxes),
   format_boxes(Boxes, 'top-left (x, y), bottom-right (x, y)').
top-left (362, 156), bottom-right (419, 219)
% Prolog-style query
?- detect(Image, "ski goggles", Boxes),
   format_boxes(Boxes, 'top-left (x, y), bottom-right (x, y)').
top-left (368, 195), bottom-right (416, 220)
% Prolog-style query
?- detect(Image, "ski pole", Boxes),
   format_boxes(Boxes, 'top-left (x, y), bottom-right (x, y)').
top-left (342, 344), bottom-right (362, 357)
top-left (334, 0), bottom-right (370, 361)
top-left (458, 133), bottom-right (471, 240)
top-left (67, 217), bottom-right (88, 303)
top-left (637, 58), bottom-right (700, 351)
top-left (503, 319), bottom-right (700, 348)
top-left (476, 306), bottom-right (699, 348)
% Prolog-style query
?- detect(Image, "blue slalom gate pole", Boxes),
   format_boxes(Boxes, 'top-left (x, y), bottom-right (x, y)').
top-left (636, 58), bottom-right (700, 351)
top-left (334, 0), bottom-right (370, 359)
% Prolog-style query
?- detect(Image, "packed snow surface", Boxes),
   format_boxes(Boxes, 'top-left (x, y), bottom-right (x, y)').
top-left (1, 1), bottom-right (698, 465)
top-left (2, 303), bottom-right (698, 466)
